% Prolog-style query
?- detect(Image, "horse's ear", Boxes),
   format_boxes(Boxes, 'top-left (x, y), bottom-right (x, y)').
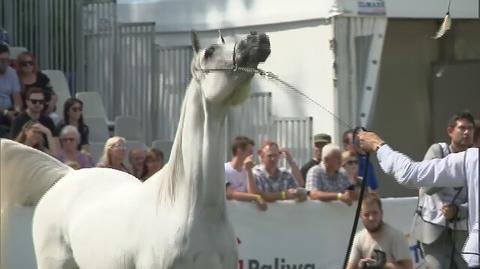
top-left (191, 31), bottom-right (200, 53)
top-left (217, 29), bottom-right (225, 44)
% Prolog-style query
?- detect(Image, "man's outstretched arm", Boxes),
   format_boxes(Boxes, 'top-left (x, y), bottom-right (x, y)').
top-left (358, 131), bottom-right (466, 188)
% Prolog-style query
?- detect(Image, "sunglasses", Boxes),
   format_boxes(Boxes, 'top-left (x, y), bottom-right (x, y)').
top-left (29, 99), bottom-right (45, 105)
top-left (111, 144), bottom-right (127, 150)
top-left (61, 137), bottom-right (76, 142)
top-left (20, 61), bottom-right (34, 67)
top-left (345, 160), bottom-right (358, 165)
top-left (71, 107), bottom-right (83, 112)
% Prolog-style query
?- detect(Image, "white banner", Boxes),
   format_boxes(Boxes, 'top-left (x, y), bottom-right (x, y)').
top-left (228, 197), bottom-right (419, 269)
top-left (6, 198), bottom-right (420, 268)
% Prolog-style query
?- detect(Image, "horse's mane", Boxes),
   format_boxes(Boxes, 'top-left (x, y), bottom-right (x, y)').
top-left (154, 82), bottom-right (193, 207)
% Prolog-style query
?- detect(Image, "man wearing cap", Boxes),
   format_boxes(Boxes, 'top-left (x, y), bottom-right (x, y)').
top-left (300, 133), bottom-right (331, 180)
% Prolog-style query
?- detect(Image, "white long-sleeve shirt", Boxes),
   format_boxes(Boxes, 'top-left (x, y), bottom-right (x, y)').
top-left (377, 145), bottom-right (479, 267)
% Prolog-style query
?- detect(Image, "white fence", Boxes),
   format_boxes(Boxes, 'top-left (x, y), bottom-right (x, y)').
top-left (4, 198), bottom-right (420, 269)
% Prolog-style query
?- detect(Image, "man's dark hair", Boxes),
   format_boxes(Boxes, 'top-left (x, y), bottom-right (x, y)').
top-left (0, 43), bottom-right (9, 54)
top-left (25, 87), bottom-right (45, 100)
top-left (231, 136), bottom-right (254, 155)
top-left (362, 193), bottom-right (383, 212)
top-left (447, 111), bottom-right (475, 128)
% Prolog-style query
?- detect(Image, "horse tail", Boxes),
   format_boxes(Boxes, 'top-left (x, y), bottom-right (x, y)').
top-left (1, 139), bottom-right (72, 206)
top-left (1, 139), bottom-right (72, 266)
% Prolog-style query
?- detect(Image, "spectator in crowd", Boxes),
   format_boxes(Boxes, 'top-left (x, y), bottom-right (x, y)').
top-left (300, 133), bottom-right (331, 180)
top-left (11, 87), bottom-right (59, 150)
top-left (14, 120), bottom-right (59, 156)
top-left (341, 151), bottom-right (361, 189)
top-left (56, 125), bottom-right (93, 169)
top-left (343, 129), bottom-right (378, 191)
top-left (346, 193), bottom-right (412, 269)
top-left (474, 119), bottom-right (480, 147)
top-left (97, 136), bottom-right (129, 173)
top-left (16, 51), bottom-right (56, 115)
top-left (140, 148), bottom-right (164, 181)
top-left (250, 140), bottom-right (307, 202)
top-left (56, 98), bottom-right (90, 153)
top-left (225, 136), bottom-right (267, 211)
top-left (128, 148), bottom-right (146, 178)
top-left (306, 144), bottom-right (356, 206)
top-left (0, 44), bottom-right (22, 137)
top-left (412, 111), bottom-right (474, 269)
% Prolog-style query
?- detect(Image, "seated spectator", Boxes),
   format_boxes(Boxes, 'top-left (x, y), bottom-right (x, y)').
top-left (342, 151), bottom-right (375, 193)
top-left (140, 148), bottom-right (164, 181)
top-left (128, 148), bottom-right (146, 178)
top-left (0, 44), bottom-right (22, 136)
top-left (97, 136), bottom-right (129, 173)
top-left (56, 98), bottom-right (90, 153)
top-left (306, 144), bottom-right (356, 206)
top-left (300, 133), bottom-right (331, 180)
top-left (225, 136), bottom-right (267, 211)
top-left (11, 87), bottom-right (59, 151)
top-left (15, 120), bottom-right (59, 156)
top-left (16, 51), bottom-right (56, 115)
top-left (346, 194), bottom-right (412, 269)
top-left (343, 129), bottom-right (378, 191)
top-left (249, 140), bottom-right (306, 202)
top-left (56, 125), bottom-right (93, 169)
top-left (341, 151), bottom-right (361, 188)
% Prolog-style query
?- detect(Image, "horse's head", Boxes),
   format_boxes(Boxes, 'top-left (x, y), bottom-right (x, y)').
top-left (190, 31), bottom-right (270, 106)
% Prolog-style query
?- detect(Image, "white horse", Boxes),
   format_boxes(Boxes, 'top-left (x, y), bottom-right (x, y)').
top-left (0, 31), bottom-right (270, 269)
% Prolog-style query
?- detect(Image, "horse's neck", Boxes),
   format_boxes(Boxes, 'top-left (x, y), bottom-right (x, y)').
top-left (153, 80), bottom-right (227, 217)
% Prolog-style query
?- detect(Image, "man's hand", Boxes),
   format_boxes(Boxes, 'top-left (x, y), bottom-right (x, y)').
top-left (357, 131), bottom-right (385, 153)
top-left (441, 204), bottom-right (458, 221)
top-left (340, 191), bottom-right (354, 206)
top-left (280, 148), bottom-right (293, 162)
top-left (254, 195), bottom-right (268, 211)
top-left (243, 155), bottom-right (254, 170)
top-left (358, 258), bottom-right (376, 269)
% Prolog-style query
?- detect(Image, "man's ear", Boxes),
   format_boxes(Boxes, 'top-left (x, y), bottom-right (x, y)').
top-left (446, 126), bottom-right (454, 136)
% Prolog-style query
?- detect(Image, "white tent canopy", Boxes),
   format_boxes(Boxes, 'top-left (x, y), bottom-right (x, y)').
top-left (118, 0), bottom-right (479, 32)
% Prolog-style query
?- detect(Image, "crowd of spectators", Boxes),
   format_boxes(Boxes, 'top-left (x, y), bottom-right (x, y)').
top-left (0, 43), bottom-right (164, 180)
top-left (224, 130), bottom-right (382, 211)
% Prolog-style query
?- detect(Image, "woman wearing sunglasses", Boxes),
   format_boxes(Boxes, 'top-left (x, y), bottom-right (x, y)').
top-left (97, 136), bottom-right (130, 173)
top-left (16, 51), bottom-right (56, 115)
top-left (56, 125), bottom-right (93, 169)
top-left (341, 150), bottom-right (376, 193)
top-left (56, 98), bottom-right (90, 153)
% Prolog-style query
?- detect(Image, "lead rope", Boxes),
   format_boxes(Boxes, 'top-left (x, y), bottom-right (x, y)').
top-left (201, 66), bottom-right (369, 268)
top-left (238, 67), bottom-right (366, 269)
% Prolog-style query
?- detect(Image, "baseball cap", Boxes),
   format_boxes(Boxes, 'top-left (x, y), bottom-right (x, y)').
top-left (314, 133), bottom-right (331, 144)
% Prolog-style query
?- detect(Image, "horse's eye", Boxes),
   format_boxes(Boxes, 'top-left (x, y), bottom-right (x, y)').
top-left (204, 46), bottom-right (215, 58)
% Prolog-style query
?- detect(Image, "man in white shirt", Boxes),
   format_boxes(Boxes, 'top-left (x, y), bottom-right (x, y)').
top-left (358, 130), bottom-right (479, 269)
top-left (225, 136), bottom-right (267, 211)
